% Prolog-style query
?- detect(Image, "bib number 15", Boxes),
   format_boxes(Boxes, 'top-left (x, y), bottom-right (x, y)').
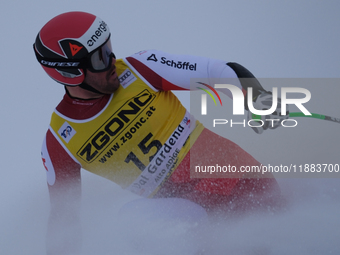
top-left (124, 132), bottom-right (162, 171)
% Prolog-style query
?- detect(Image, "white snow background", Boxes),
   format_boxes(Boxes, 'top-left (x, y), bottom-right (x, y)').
top-left (1, 0), bottom-right (340, 254)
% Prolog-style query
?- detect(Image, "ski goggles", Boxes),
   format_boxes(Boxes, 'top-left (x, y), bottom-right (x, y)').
top-left (86, 38), bottom-right (116, 72)
top-left (34, 36), bottom-right (116, 72)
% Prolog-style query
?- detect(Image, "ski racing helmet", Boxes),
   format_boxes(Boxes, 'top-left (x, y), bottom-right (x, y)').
top-left (33, 11), bottom-right (114, 86)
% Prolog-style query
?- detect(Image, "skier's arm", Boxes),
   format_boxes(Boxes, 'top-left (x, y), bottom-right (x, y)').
top-left (126, 50), bottom-right (241, 92)
top-left (125, 50), bottom-right (266, 96)
top-left (127, 50), bottom-right (286, 133)
top-left (41, 130), bottom-right (82, 255)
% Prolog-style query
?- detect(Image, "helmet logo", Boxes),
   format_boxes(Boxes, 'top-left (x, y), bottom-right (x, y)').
top-left (69, 42), bottom-right (83, 56)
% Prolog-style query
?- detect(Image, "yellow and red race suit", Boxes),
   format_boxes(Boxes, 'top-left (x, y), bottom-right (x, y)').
top-left (41, 50), bottom-right (280, 209)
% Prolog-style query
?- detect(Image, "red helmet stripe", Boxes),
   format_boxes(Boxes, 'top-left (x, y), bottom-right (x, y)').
top-left (39, 12), bottom-right (96, 56)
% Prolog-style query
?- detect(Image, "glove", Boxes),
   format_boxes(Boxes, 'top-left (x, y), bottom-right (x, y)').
top-left (247, 91), bottom-right (289, 134)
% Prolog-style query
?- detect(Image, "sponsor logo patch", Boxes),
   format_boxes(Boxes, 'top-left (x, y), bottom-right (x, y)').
top-left (58, 121), bottom-right (76, 143)
top-left (146, 54), bottom-right (197, 71)
top-left (87, 20), bottom-right (109, 47)
top-left (119, 69), bottom-right (137, 88)
top-left (147, 54), bottom-right (158, 62)
top-left (77, 90), bottom-right (155, 163)
top-left (69, 43), bottom-right (83, 56)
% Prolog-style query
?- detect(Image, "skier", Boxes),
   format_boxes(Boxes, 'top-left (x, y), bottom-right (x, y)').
top-left (34, 11), bottom-right (286, 254)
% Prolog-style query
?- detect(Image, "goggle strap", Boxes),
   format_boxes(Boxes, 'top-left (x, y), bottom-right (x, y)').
top-left (33, 44), bottom-right (87, 69)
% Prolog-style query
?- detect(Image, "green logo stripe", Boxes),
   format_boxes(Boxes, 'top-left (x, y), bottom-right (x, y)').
top-left (197, 87), bottom-right (217, 105)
